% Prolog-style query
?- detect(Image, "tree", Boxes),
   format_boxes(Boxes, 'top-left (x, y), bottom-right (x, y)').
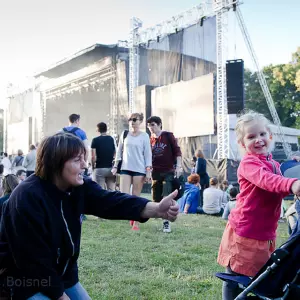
top-left (245, 48), bottom-right (300, 128)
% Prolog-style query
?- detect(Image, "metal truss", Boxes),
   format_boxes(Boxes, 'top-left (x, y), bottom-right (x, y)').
top-left (109, 61), bottom-right (118, 136)
top-left (235, 6), bottom-right (292, 158)
top-left (214, 0), bottom-right (230, 159)
top-left (127, 2), bottom-right (214, 114)
top-left (128, 17), bottom-right (142, 114)
top-left (135, 2), bottom-right (213, 46)
top-left (40, 92), bottom-right (47, 139)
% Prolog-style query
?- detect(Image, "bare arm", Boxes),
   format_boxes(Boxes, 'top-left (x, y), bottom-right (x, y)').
top-left (91, 149), bottom-right (96, 169)
top-left (113, 134), bottom-right (124, 168)
top-left (83, 139), bottom-right (90, 162)
top-left (183, 204), bottom-right (190, 214)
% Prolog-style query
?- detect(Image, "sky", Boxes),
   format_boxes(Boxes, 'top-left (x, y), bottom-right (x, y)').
top-left (0, 0), bottom-right (299, 107)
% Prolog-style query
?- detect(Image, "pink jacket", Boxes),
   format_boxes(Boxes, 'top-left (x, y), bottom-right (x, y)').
top-left (229, 153), bottom-right (297, 241)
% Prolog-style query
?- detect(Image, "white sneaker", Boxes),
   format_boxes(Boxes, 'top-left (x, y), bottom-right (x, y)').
top-left (163, 221), bottom-right (171, 233)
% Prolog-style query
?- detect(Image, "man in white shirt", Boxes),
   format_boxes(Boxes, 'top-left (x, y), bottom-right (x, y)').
top-left (1, 152), bottom-right (12, 176)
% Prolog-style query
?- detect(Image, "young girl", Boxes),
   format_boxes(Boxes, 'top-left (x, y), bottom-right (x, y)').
top-left (217, 111), bottom-right (300, 300)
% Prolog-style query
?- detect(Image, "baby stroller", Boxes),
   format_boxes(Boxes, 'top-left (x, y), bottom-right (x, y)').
top-left (215, 160), bottom-right (300, 300)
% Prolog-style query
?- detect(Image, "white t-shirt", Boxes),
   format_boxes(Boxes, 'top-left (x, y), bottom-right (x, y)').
top-left (116, 131), bottom-right (152, 174)
top-left (2, 157), bottom-right (12, 176)
top-left (203, 187), bottom-right (228, 214)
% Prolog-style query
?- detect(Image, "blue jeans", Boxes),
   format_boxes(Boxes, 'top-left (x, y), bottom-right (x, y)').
top-left (27, 282), bottom-right (91, 300)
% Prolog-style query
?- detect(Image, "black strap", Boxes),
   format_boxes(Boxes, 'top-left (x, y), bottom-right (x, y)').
top-left (15, 156), bottom-right (23, 166)
top-left (120, 130), bottom-right (129, 159)
top-left (63, 127), bottom-right (79, 135)
top-left (123, 130), bottom-right (129, 141)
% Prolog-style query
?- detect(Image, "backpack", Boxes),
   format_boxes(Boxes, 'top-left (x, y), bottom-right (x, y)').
top-left (63, 127), bottom-right (79, 137)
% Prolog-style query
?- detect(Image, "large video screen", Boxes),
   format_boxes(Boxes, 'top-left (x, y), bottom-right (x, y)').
top-left (151, 73), bottom-right (214, 138)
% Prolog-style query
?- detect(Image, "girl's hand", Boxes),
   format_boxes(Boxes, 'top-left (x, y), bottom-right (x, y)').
top-left (291, 180), bottom-right (300, 196)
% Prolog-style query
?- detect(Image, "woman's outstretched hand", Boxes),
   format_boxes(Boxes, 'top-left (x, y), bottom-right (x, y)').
top-left (141, 190), bottom-right (179, 221)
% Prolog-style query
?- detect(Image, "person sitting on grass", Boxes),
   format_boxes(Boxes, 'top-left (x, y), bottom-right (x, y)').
top-left (197, 177), bottom-right (228, 216)
top-left (222, 187), bottom-right (238, 220)
top-left (0, 133), bottom-right (179, 300)
top-left (178, 174), bottom-right (200, 214)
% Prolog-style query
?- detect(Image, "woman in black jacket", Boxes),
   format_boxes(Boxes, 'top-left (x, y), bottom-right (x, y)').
top-left (0, 133), bottom-right (179, 300)
top-left (195, 149), bottom-right (209, 207)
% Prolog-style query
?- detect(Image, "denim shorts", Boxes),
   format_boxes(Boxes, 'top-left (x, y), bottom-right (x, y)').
top-left (120, 170), bottom-right (145, 177)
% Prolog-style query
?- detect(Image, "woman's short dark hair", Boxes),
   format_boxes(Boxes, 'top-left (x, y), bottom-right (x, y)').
top-left (2, 174), bottom-right (19, 195)
top-left (97, 122), bottom-right (107, 133)
top-left (35, 133), bottom-right (86, 181)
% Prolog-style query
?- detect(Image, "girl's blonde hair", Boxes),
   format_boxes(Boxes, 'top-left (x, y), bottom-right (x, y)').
top-left (235, 111), bottom-right (272, 144)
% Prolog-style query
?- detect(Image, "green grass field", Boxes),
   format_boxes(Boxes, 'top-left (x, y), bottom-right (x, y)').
top-left (79, 200), bottom-right (290, 300)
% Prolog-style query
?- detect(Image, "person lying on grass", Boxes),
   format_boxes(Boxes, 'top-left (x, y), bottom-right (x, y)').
top-left (0, 132), bottom-right (179, 300)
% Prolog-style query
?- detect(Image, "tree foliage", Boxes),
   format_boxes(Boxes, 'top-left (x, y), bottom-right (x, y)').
top-left (245, 47), bottom-right (300, 128)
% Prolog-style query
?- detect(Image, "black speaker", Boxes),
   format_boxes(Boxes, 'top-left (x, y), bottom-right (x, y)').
top-left (226, 59), bottom-right (244, 114)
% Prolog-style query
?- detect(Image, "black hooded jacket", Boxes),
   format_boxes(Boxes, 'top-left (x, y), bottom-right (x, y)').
top-left (0, 175), bottom-right (149, 299)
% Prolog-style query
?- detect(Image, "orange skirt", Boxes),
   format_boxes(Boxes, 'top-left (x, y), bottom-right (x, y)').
top-left (217, 222), bottom-right (275, 277)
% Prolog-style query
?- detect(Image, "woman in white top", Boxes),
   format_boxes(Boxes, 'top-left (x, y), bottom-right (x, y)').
top-left (112, 113), bottom-right (152, 231)
top-left (1, 153), bottom-right (12, 176)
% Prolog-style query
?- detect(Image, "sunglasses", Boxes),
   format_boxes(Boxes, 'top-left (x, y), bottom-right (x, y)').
top-left (128, 118), bottom-right (139, 122)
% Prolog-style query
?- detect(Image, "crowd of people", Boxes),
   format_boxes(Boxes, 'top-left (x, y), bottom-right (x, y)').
top-left (0, 110), bottom-right (300, 299)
